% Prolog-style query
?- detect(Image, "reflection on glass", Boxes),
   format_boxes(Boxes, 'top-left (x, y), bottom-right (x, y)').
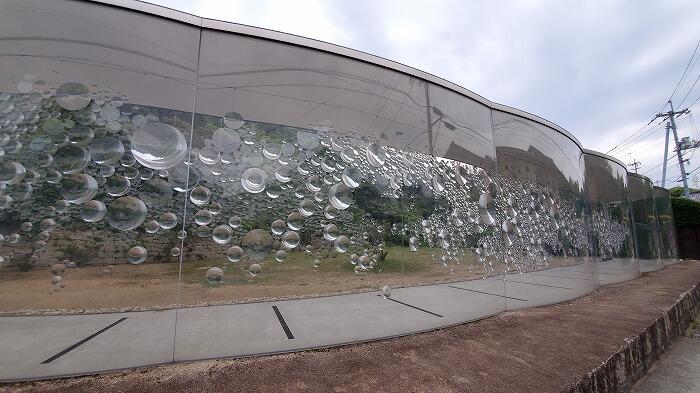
top-left (583, 151), bottom-right (638, 284)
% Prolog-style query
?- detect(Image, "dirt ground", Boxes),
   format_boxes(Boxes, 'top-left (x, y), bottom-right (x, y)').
top-left (0, 247), bottom-right (495, 313)
top-left (4, 261), bottom-right (693, 393)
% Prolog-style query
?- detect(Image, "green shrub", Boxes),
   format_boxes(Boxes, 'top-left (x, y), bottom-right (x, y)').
top-left (670, 197), bottom-right (700, 227)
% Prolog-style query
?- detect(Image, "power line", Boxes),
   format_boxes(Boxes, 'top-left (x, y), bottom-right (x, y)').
top-left (669, 39), bottom-right (700, 102)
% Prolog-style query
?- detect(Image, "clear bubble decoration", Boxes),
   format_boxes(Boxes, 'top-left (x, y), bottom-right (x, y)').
top-left (189, 186), bottom-right (211, 206)
top-left (241, 229), bottom-right (273, 261)
top-left (171, 247), bottom-right (181, 257)
top-left (206, 267), bottom-right (224, 284)
top-left (80, 200), bottom-right (106, 222)
top-left (159, 212), bottom-right (178, 229)
top-left (334, 235), bottom-right (350, 253)
top-left (223, 112), bottom-right (244, 129)
top-left (60, 173), bottom-right (98, 204)
top-left (275, 250), bottom-right (287, 262)
top-left (53, 145), bottom-right (91, 174)
top-left (228, 216), bottom-right (242, 229)
top-left (281, 230), bottom-right (300, 249)
top-left (0, 162), bottom-right (26, 185)
top-left (212, 225), bottom-right (233, 245)
top-left (139, 178), bottom-right (173, 207)
top-left (127, 245), bottom-right (147, 264)
top-left (226, 245), bottom-right (244, 263)
top-left (144, 220), bottom-right (160, 234)
top-left (55, 82), bottom-right (91, 111)
top-left (105, 175), bottom-right (130, 196)
top-left (248, 263), bottom-right (262, 277)
top-left (130, 122), bottom-right (187, 169)
top-left (329, 183), bottom-right (353, 210)
top-left (88, 137), bottom-right (124, 165)
top-left (107, 196), bottom-right (147, 231)
top-left (241, 167), bottom-right (267, 194)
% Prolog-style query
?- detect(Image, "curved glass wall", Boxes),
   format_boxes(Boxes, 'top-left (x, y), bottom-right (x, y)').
top-left (628, 174), bottom-right (663, 272)
top-left (492, 110), bottom-right (596, 310)
top-left (0, 0), bottom-right (678, 381)
top-left (653, 186), bottom-right (678, 264)
top-left (583, 151), bottom-right (638, 284)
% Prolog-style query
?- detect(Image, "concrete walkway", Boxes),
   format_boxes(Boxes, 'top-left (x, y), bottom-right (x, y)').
top-left (0, 259), bottom-right (648, 382)
top-left (631, 312), bottom-right (700, 393)
top-left (4, 261), bottom-right (698, 393)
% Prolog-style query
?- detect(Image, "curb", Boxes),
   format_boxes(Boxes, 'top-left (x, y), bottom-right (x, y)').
top-left (565, 282), bottom-right (700, 393)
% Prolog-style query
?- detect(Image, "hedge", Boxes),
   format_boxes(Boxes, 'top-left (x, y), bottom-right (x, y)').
top-left (671, 197), bottom-right (700, 228)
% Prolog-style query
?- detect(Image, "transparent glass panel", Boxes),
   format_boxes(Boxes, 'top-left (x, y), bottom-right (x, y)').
top-left (653, 186), bottom-right (678, 264)
top-left (492, 110), bottom-right (595, 310)
top-left (628, 174), bottom-right (663, 272)
top-left (583, 153), bottom-right (638, 284)
top-left (0, 0), bottom-right (199, 380)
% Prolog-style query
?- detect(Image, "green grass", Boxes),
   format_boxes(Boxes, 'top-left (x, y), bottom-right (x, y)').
top-left (172, 246), bottom-right (455, 287)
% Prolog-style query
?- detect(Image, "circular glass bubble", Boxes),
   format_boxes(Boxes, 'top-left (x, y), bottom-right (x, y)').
top-left (195, 225), bottom-right (211, 238)
top-left (0, 162), bottom-right (26, 185)
top-left (323, 224), bottom-right (339, 241)
top-left (55, 82), bottom-right (91, 111)
top-left (241, 229), bottom-right (273, 261)
top-left (122, 166), bottom-right (139, 180)
top-left (169, 164), bottom-right (200, 192)
top-left (223, 112), bottom-right (244, 129)
top-left (266, 183), bottom-right (282, 199)
top-left (107, 196), bottom-right (147, 231)
top-left (99, 105), bottom-right (120, 122)
top-left (130, 122), bottom-right (187, 169)
top-left (139, 178), bottom-right (173, 207)
top-left (127, 245), bottom-right (147, 264)
top-left (212, 224), bottom-right (233, 244)
top-left (99, 165), bottom-right (115, 177)
top-left (380, 285), bottom-right (392, 299)
top-left (262, 143), bottom-right (281, 160)
top-left (287, 212), bottom-right (303, 230)
top-left (298, 199), bottom-right (315, 217)
top-left (80, 200), bottom-right (106, 222)
top-left (171, 247), bottom-right (181, 257)
top-left (241, 167), bottom-right (267, 194)
top-left (313, 259), bottom-right (321, 268)
top-left (340, 147), bottom-right (357, 163)
top-left (159, 212), bottom-right (178, 229)
top-left (329, 183), bottom-right (353, 210)
top-left (409, 236), bottom-right (419, 252)
top-left (228, 216), bottom-right (242, 229)
top-left (226, 245), bottom-right (244, 263)
top-left (54, 145), bottom-right (90, 174)
top-left (281, 230), bottom-right (300, 249)
top-left (61, 173), bottom-right (97, 204)
top-left (189, 186), bottom-right (211, 206)
top-left (366, 143), bottom-right (387, 167)
top-left (0, 195), bottom-right (12, 209)
top-left (105, 175), bottom-right (130, 196)
top-left (275, 250), bottom-right (287, 262)
top-left (177, 230), bottom-right (187, 239)
top-left (37, 231), bottom-right (50, 241)
top-left (209, 202), bottom-right (222, 215)
top-left (248, 263), bottom-right (262, 277)
top-left (211, 127), bottom-right (241, 153)
top-left (144, 220), bottom-right (160, 234)
top-left (46, 169), bottom-right (62, 184)
top-left (305, 175), bottom-right (322, 193)
top-left (206, 267), bottom-right (224, 284)
top-left (341, 166), bottom-right (363, 188)
top-left (40, 218), bottom-right (56, 232)
top-left (88, 137), bottom-right (124, 165)
top-left (20, 221), bottom-right (32, 232)
top-left (296, 130), bottom-right (320, 150)
top-left (323, 205), bottom-right (337, 219)
top-left (275, 165), bottom-right (293, 183)
top-left (271, 219), bottom-right (286, 235)
top-left (198, 146), bottom-right (220, 165)
top-left (11, 183), bottom-right (33, 201)
top-left (334, 235), bottom-right (350, 253)
top-left (432, 173), bottom-right (445, 193)
top-left (68, 124), bottom-right (94, 146)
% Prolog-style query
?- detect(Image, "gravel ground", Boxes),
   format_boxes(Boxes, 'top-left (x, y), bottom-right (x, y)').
top-left (3, 261), bottom-right (699, 393)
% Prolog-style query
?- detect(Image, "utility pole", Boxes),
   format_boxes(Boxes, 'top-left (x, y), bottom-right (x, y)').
top-left (654, 100), bottom-right (690, 197)
top-left (628, 159), bottom-right (641, 174)
top-left (661, 122), bottom-right (670, 187)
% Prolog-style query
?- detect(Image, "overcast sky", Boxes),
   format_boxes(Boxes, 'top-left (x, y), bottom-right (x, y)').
top-left (153, 0), bottom-right (700, 188)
